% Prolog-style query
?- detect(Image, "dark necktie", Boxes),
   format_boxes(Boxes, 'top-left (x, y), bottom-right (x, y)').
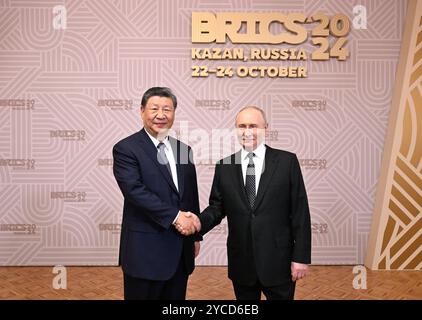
top-left (245, 152), bottom-right (256, 208)
top-left (157, 142), bottom-right (172, 176)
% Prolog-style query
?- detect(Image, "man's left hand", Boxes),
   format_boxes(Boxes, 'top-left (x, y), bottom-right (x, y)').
top-left (291, 262), bottom-right (309, 281)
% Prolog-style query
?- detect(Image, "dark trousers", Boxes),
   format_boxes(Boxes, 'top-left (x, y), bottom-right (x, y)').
top-left (123, 258), bottom-right (188, 300)
top-left (233, 280), bottom-right (296, 300)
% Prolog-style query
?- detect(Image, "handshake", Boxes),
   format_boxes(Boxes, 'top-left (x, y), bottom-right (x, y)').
top-left (174, 211), bottom-right (201, 236)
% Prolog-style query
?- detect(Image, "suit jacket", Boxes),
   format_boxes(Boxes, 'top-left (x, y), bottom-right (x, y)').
top-left (113, 128), bottom-right (200, 281)
top-left (199, 146), bottom-right (311, 287)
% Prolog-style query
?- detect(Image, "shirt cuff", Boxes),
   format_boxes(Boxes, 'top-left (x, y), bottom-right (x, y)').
top-left (172, 211), bottom-right (181, 225)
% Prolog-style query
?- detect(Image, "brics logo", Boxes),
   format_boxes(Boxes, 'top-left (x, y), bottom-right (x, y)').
top-left (0, 224), bottom-right (37, 235)
top-left (0, 99), bottom-right (35, 110)
top-left (0, 159), bottom-right (35, 170)
top-left (192, 12), bottom-right (350, 45)
top-left (99, 223), bottom-right (121, 235)
top-left (51, 191), bottom-right (86, 202)
top-left (97, 99), bottom-right (133, 110)
top-left (192, 12), bottom-right (310, 44)
top-left (49, 130), bottom-right (85, 141)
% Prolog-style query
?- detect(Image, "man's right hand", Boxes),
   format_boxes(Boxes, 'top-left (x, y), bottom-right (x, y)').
top-left (174, 211), bottom-right (201, 236)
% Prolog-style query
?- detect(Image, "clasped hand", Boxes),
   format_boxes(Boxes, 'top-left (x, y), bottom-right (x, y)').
top-left (174, 211), bottom-right (201, 236)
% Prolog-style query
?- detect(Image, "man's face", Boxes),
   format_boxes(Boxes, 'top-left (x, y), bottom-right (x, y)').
top-left (235, 108), bottom-right (268, 151)
top-left (141, 96), bottom-right (175, 139)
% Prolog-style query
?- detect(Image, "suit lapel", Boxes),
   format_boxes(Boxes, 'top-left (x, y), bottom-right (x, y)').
top-left (139, 129), bottom-right (179, 195)
top-left (253, 146), bottom-right (278, 211)
top-left (232, 151), bottom-right (251, 211)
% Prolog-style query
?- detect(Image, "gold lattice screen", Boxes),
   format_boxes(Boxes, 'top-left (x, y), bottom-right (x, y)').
top-left (366, 0), bottom-right (422, 270)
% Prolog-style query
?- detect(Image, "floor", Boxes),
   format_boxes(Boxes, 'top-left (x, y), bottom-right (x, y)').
top-left (0, 266), bottom-right (420, 300)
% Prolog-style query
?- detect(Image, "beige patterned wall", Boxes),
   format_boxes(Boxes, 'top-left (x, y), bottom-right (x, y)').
top-left (366, 0), bottom-right (421, 270)
top-left (0, 0), bottom-right (409, 266)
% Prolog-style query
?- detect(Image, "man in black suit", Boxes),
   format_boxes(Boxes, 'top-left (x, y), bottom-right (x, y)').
top-left (192, 106), bottom-right (311, 300)
top-left (113, 87), bottom-right (201, 300)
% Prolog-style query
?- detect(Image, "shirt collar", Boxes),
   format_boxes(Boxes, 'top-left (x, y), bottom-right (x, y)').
top-left (145, 129), bottom-right (170, 149)
top-left (241, 143), bottom-right (266, 160)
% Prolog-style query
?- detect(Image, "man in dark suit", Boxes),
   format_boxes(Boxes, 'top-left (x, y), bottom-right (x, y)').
top-left (112, 87), bottom-right (201, 300)
top-left (195, 106), bottom-right (311, 300)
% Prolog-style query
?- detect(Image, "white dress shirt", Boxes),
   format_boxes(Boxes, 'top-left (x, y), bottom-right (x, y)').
top-left (145, 130), bottom-right (179, 191)
top-left (241, 143), bottom-right (266, 196)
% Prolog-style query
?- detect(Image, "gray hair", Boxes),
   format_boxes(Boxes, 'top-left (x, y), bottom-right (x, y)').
top-left (235, 106), bottom-right (267, 125)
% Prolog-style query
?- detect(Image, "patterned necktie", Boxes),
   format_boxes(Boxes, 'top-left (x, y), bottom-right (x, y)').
top-left (157, 142), bottom-right (172, 175)
top-left (245, 152), bottom-right (256, 208)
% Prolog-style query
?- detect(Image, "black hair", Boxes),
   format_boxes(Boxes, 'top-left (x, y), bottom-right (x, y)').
top-left (141, 87), bottom-right (177, 108)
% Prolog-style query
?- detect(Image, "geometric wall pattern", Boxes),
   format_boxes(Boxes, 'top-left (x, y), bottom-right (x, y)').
top-left (366, 0), bottom-right (421, 270)
top-left (0, 0), bottom-right (409, 265)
